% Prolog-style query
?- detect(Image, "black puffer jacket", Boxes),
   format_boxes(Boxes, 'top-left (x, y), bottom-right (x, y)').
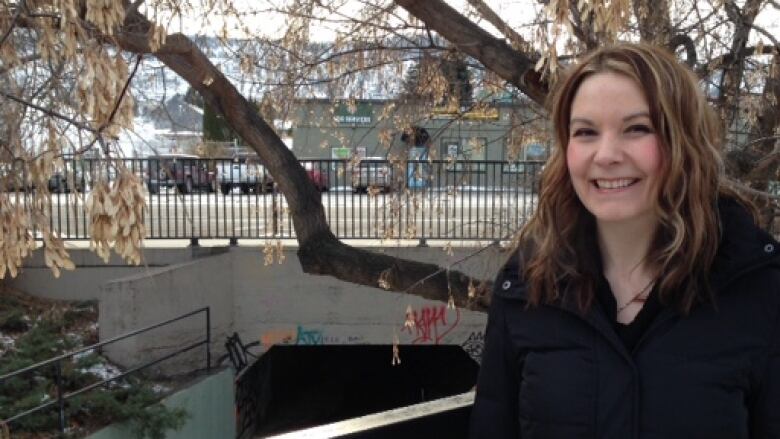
top-left (470, 200), bottom-right (780, 439)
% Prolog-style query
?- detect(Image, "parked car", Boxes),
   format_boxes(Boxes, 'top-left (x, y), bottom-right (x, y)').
top-left (352, 157), bottom-right (392, 193)
top-left (301, 160), bottom-right (329, 192)
top-left (146, 154), bottom-right (215, 194)
top-left (47, 158), bottom-right (93, 193)
top-left (48, 171), bottom-right (86, 193)
top-left (217, 154), bottom-right (273, 194)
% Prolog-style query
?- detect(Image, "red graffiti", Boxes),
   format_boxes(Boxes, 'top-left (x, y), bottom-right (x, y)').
top-left (401, 305), bottom-right (461, 344)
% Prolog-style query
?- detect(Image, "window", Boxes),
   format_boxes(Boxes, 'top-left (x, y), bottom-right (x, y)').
top-left (441, 137), bottom-right (486, 172)
top-left (331, 147), bottom-right (352, 170)
top-left (502, 140), bottom-right (547, 173)
top-left (355, 147), bottom-right (367, 159)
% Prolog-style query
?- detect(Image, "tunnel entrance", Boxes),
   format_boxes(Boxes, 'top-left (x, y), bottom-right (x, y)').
top-left (237, 345), bottom-right (479, 438)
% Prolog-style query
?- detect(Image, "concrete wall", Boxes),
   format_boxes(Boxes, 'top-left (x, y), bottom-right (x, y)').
top-left (228, 245), bottom-right (504, 364)
top-left (13, 243), bottom-right (509, 374)
top-left (7, 245), bottom-right (228, 301)
top-left (85, 368), bottom-right (235, 439)
top-left (99, 256), bottom-right (235, 375)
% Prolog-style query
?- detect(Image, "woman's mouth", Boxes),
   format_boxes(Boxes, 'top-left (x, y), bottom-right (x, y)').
top-left (592, 178), bottom-right (639, 189)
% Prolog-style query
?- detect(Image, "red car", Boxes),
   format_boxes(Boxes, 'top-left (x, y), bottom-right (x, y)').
top-left (261, 161), bottom-right (329, 193)
top-left (303, 161), bottom-right (329, 192)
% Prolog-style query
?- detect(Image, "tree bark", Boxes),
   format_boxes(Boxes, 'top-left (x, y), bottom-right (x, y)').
top-left (633, 0), bottom-right (673, 45)
top-left (395, 0), bottom-right (548, 105)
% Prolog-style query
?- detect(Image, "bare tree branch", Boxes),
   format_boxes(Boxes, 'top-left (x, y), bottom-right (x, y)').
top-left (0, 91), bottom-right (94, 133)
top-left (0, 0), bottom-right (24, 48)
top-left (633, 0), bottom-right (673, 45)
top-left (465, 0), bottom-right (537, 55)
top-left (395, 0), bottom-right (547, 105)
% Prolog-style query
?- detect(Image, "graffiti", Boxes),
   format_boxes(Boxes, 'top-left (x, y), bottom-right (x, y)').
top-left (260, 328), bottom-right (297, 348)
top-left (260, 326), bottom-right (364, 348)
top-left (401, 305), bottom-right (461, 344)
top-left (296, 325), bottom-right (324, 345)
top-left (461, 332), bottom-right (485, 363)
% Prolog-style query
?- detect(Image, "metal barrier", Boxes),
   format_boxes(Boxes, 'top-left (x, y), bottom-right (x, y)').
top-left (0, 307), bottom-right (211, 434)
top-left (5, 157), bottom-right (542, 241)
top-left (266, 391), bottom-right (474, 439)
top-left (234, 350), bottom-right (265, 439)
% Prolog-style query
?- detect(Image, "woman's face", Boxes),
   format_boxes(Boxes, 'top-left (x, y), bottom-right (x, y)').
top-left (566, 72), bottom-right (663, 229)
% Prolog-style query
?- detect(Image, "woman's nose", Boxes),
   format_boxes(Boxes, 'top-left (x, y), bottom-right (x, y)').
top-left (592, 134), bottom-right (623, 165)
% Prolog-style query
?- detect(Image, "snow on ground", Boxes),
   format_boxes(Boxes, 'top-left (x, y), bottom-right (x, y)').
top-left (82, 362), bottom-right (122, 381)
top-left (0, 332), bottom-right (15, 355)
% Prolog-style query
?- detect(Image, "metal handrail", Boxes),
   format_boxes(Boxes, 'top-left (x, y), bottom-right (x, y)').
top-left (0, 307), bottom-right (211, 433)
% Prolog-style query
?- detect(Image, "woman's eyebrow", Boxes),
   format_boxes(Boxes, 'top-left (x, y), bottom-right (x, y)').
top-left (570, 112), bottom-right (651, 126)
top-left (570, 117), bottom-right (594, 126)
top-left (623, 111), bottom-right (651, 122)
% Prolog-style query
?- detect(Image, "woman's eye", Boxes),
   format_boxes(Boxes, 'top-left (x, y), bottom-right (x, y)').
top-left (572, 128), bottom-right (596, 137)
top-left (626, 124), bottom-right (652, 134)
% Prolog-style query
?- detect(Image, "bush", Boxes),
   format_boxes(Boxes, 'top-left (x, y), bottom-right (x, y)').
top-left (1, 316), bottom-right (189, 439)
top-left (70, 383), bottom-right (189, 439)
top-left (0, 308), bottom-right (29, 332)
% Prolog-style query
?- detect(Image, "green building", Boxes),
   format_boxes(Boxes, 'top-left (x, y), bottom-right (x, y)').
top-left (290, 98), bottom-right (549, 164)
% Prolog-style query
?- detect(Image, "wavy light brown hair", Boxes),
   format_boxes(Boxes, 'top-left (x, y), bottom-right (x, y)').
top-left (518, 42), bottom-right (752, 313)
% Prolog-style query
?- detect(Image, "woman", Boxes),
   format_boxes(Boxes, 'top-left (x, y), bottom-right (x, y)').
top-left (470, 43), bottom-right (780, 438)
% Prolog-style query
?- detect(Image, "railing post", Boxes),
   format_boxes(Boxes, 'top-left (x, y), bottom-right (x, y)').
top-left (272, 194), bottom-right (279, 236)
top-left (54, 361), bottom-right (66, 434)
top-left (206, 307), bottom-right (211, 372)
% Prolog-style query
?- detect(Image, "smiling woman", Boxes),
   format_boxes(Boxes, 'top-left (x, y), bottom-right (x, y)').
top-left (470, 43), bottom-right (780, 439)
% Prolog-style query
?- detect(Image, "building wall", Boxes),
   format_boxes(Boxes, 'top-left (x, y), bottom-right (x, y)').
top-left (291, 99), bottom-right (548, 162)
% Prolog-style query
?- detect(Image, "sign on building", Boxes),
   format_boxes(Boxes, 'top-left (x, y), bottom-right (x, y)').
top-left (334, 102), bottom-right (373, 125)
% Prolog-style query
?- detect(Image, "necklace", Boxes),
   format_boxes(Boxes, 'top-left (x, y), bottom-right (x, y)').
top-left (616, 279), bottom-right (655, 314)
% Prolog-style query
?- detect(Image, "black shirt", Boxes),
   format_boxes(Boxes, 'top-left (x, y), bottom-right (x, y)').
top-left (594, 274), bottom-right (663, 352)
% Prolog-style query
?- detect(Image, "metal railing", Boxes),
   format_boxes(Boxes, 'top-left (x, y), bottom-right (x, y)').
top-left (0, 307), bottom-right (211, 434)
top-left (3, 158), bottom-right (542, 242)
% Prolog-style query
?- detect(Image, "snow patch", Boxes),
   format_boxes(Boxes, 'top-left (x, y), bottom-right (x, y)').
top-left (72, 348), bottom-right (96, 361)
top-left (0, 333), bottom-right (15, 354)
top-left (152, 384), bottom-right (170, 394)
top-left (82, 362), bottom-right (122, 382)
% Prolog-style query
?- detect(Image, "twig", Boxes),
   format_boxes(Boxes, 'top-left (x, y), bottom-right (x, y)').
top-left (1, 91), bottom-right (95, 133)
top-left (727, 178), bottom-right (780, 201)
top-left (402, 239), bottom-right (502, 295)
top-left (0, 0), bottom-right (24, 48)
top-left (737, 134), bottom-right (780, 149)
top-left (76, 53), bottom-right (144, 156)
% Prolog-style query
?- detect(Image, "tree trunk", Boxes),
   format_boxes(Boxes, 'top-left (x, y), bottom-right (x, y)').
top-left (395, 0), bottom-right (548, 105)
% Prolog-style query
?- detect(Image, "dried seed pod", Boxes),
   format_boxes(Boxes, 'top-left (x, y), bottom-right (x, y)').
top-left (86, 168), bottom-right (146, 264)
top-left (0, 195), bottom-right (36, 279)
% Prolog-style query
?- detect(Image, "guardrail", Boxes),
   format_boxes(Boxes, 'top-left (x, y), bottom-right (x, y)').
top-left (0, 307), bottom-right (211, 434)
top-left (3, 158), bottom-right (542, 242)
